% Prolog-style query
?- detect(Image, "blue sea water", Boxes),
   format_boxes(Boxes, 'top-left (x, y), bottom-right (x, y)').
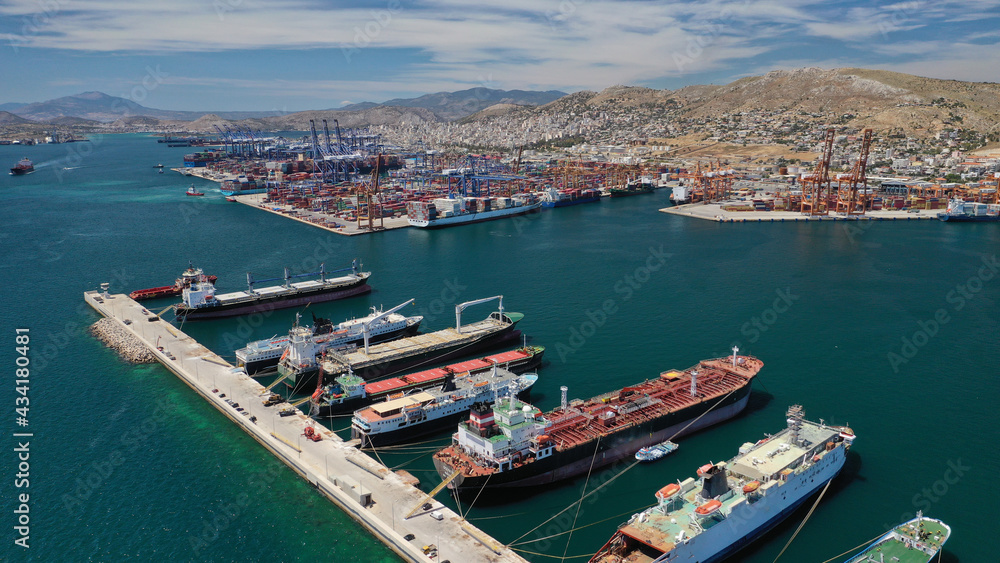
top-left (1, 134), bottom-right (995, 562)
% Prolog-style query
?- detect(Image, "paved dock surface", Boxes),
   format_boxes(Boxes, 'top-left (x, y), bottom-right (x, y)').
top-left (85, 290), bottom-right (527, 563)
top-left (235, 193), bottom-right (413, 236)
top-left (662, 202), bottom-right (938, 222)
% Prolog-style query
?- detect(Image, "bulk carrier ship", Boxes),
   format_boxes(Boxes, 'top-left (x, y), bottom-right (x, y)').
top-left (589, 405), bottom-right (856, 563)
top-left (432, 348), bottom-right (762, 492)
top-left (174, 261), bottom-right (370, 321)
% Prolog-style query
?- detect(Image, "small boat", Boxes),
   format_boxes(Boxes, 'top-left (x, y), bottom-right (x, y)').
top-left (154, 163), bottom-right (164, 168)
top-left (225, 195), bottom-right (237, 202)
top-left (186, 185), bottom-right (205, 196)
top-left (635, 440), bottom-right (678, 462)
top-left (158, 168), bottom-right (164, 174)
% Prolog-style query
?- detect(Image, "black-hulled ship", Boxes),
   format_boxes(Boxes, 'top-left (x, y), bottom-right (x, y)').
top-left (174, 261), bottom-right (370, 321)
top-left (433, 348), bottom-right (762, 493)
top-left (10, 157), bottom-right (34, 175)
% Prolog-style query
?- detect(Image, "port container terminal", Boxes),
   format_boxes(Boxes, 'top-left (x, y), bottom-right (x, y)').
top-left (84, 289), bottom-right (527, 563)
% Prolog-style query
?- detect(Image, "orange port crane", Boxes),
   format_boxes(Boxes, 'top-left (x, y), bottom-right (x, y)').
top-left (355, 154), bottom-right (384, 231)
top-left (836, 128), bottom-right (873, 215)
top-left (801, 128), bottom-right (836, 215)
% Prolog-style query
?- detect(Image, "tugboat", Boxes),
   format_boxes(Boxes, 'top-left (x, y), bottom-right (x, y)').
top-left (186, 184), bottom-right (205, 196)
top-left (9, 158), bottom-right (34, 175)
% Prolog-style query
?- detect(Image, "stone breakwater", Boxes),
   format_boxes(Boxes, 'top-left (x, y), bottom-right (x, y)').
top-left (89, 318), bottom-right (156, 363)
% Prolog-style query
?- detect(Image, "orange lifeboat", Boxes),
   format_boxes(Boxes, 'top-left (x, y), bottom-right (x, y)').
top-left (655, 483), bottom-right (681, 500)
top-left (742, 481), bottom-right (760, 494)
top-left (695, 499), bottom-right (722, 516)
top-left (697, 463), bottom-right (714, 476)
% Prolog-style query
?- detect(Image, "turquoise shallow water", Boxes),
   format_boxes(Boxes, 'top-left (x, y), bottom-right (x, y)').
top-left (1, 134), bottom-right (995, 562)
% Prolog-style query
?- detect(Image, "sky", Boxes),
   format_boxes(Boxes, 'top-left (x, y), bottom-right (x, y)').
top-left (0, 0), bottom-right (998, 111)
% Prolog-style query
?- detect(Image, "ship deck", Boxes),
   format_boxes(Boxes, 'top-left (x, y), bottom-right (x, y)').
top-left (543, 357), bottom-right (762, 450)
top-left (322, 317), bottom-right (512, 374)
top-left (355, 368), bottom-right (519, 424)
top-left (84, 291), bottom-right (525, 563)
top-left (845, 520), bottom-right (950, 563)
top-left (214, 273), bottom-right (365, 305)
top-left (615, 420), bottom-right (841, 556)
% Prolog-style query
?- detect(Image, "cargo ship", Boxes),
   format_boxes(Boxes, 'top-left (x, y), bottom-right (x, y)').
top-left (174, 261), bottom-right (370, 321)
top-left (236, 300), bottom-right (422, 375)
top-left (540, 187), bottom-right (602, 208)
top-left (840, 513), bottom-right (950, 563)
top-left (937, 199), bottom-right (1000, 222)
top-left (129, 264), bottom-right (217, 301)
top-left (287, 296), bottom-right (523, 390)
top-left (220, 176), bottom-right (268, 196)
top-left (351, 365), bottom-right (538, 447)
top-left (609, 177), bottom-right (655, 197)
top-left (406, 194), bottom-right (542, 228)
top-left (589, 406), bottom-right (856, 563)
top-left (9, 157), bottom-right (34, 175)
top-left (183, 151), bottom-right (225, 167)
top-left (432, 348), bottom-right (762, 492)
top-left (313, 345), bottom-right (543, 416)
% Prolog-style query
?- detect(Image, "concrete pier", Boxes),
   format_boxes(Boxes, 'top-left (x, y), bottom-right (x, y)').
top-left (661, 202), bottom-right (938, 222)
top-left (233, 193), bottom-right (413, 237)
top-left (84, 290), bottom-right (527, 563)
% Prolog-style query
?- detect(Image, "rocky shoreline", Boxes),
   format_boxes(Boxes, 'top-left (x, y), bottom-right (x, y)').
top-left (89, 317), bottom-right (156, 364)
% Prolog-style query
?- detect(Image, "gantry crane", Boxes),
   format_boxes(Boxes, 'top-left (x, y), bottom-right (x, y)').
top-left (801, 128), bottom-right (836, 215)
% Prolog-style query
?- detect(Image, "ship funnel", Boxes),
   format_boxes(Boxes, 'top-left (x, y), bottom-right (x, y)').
top-left (560, 386), bottom-right (568, 410)
top-left (700, 465), bottom-right (729, 499)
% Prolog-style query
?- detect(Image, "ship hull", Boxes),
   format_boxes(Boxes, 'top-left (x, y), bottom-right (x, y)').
top-left (436, 386), bottom-right (751, 491)
top-left (408, 202), bottom-right (542, 228)
top-left (284, 327), bottom-right (521, 392)
top-left (608, 188), bottom-right (653, 198)
top-left (937, 213), bottom-right (1000, 222)
top-left (176, 280), bottom-right (370, 320)
top-left (220, 187), bottom-right (268, 196)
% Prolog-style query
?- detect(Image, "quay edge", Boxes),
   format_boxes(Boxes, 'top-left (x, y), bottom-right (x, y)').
top-left (83, 290), bottom-right (527, 563)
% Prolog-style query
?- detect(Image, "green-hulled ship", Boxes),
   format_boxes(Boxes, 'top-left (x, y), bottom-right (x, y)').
top-left (841, 512), bottom-right (950, 563)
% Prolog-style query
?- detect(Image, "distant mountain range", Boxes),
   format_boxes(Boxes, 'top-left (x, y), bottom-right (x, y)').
top-left (3, 88), bottom-right (568, 125)
top-left (4, 70), bottom-right (1000, 139)
top-left (340, 88), bottom-right (568, 120)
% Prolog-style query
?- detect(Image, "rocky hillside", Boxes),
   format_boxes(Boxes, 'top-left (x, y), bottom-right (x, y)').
top-left (464, 68), bottom-right (1000, 138)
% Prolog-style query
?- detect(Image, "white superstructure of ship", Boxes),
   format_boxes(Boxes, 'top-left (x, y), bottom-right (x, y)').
top-left (590, 405), bottom-right (856, 563)
top-left (273, 299), bottom-right (421, 379)
top-left (236, 299), bottom-right (421, 375)
top-left (351, 365), bottom-right (538, 447)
